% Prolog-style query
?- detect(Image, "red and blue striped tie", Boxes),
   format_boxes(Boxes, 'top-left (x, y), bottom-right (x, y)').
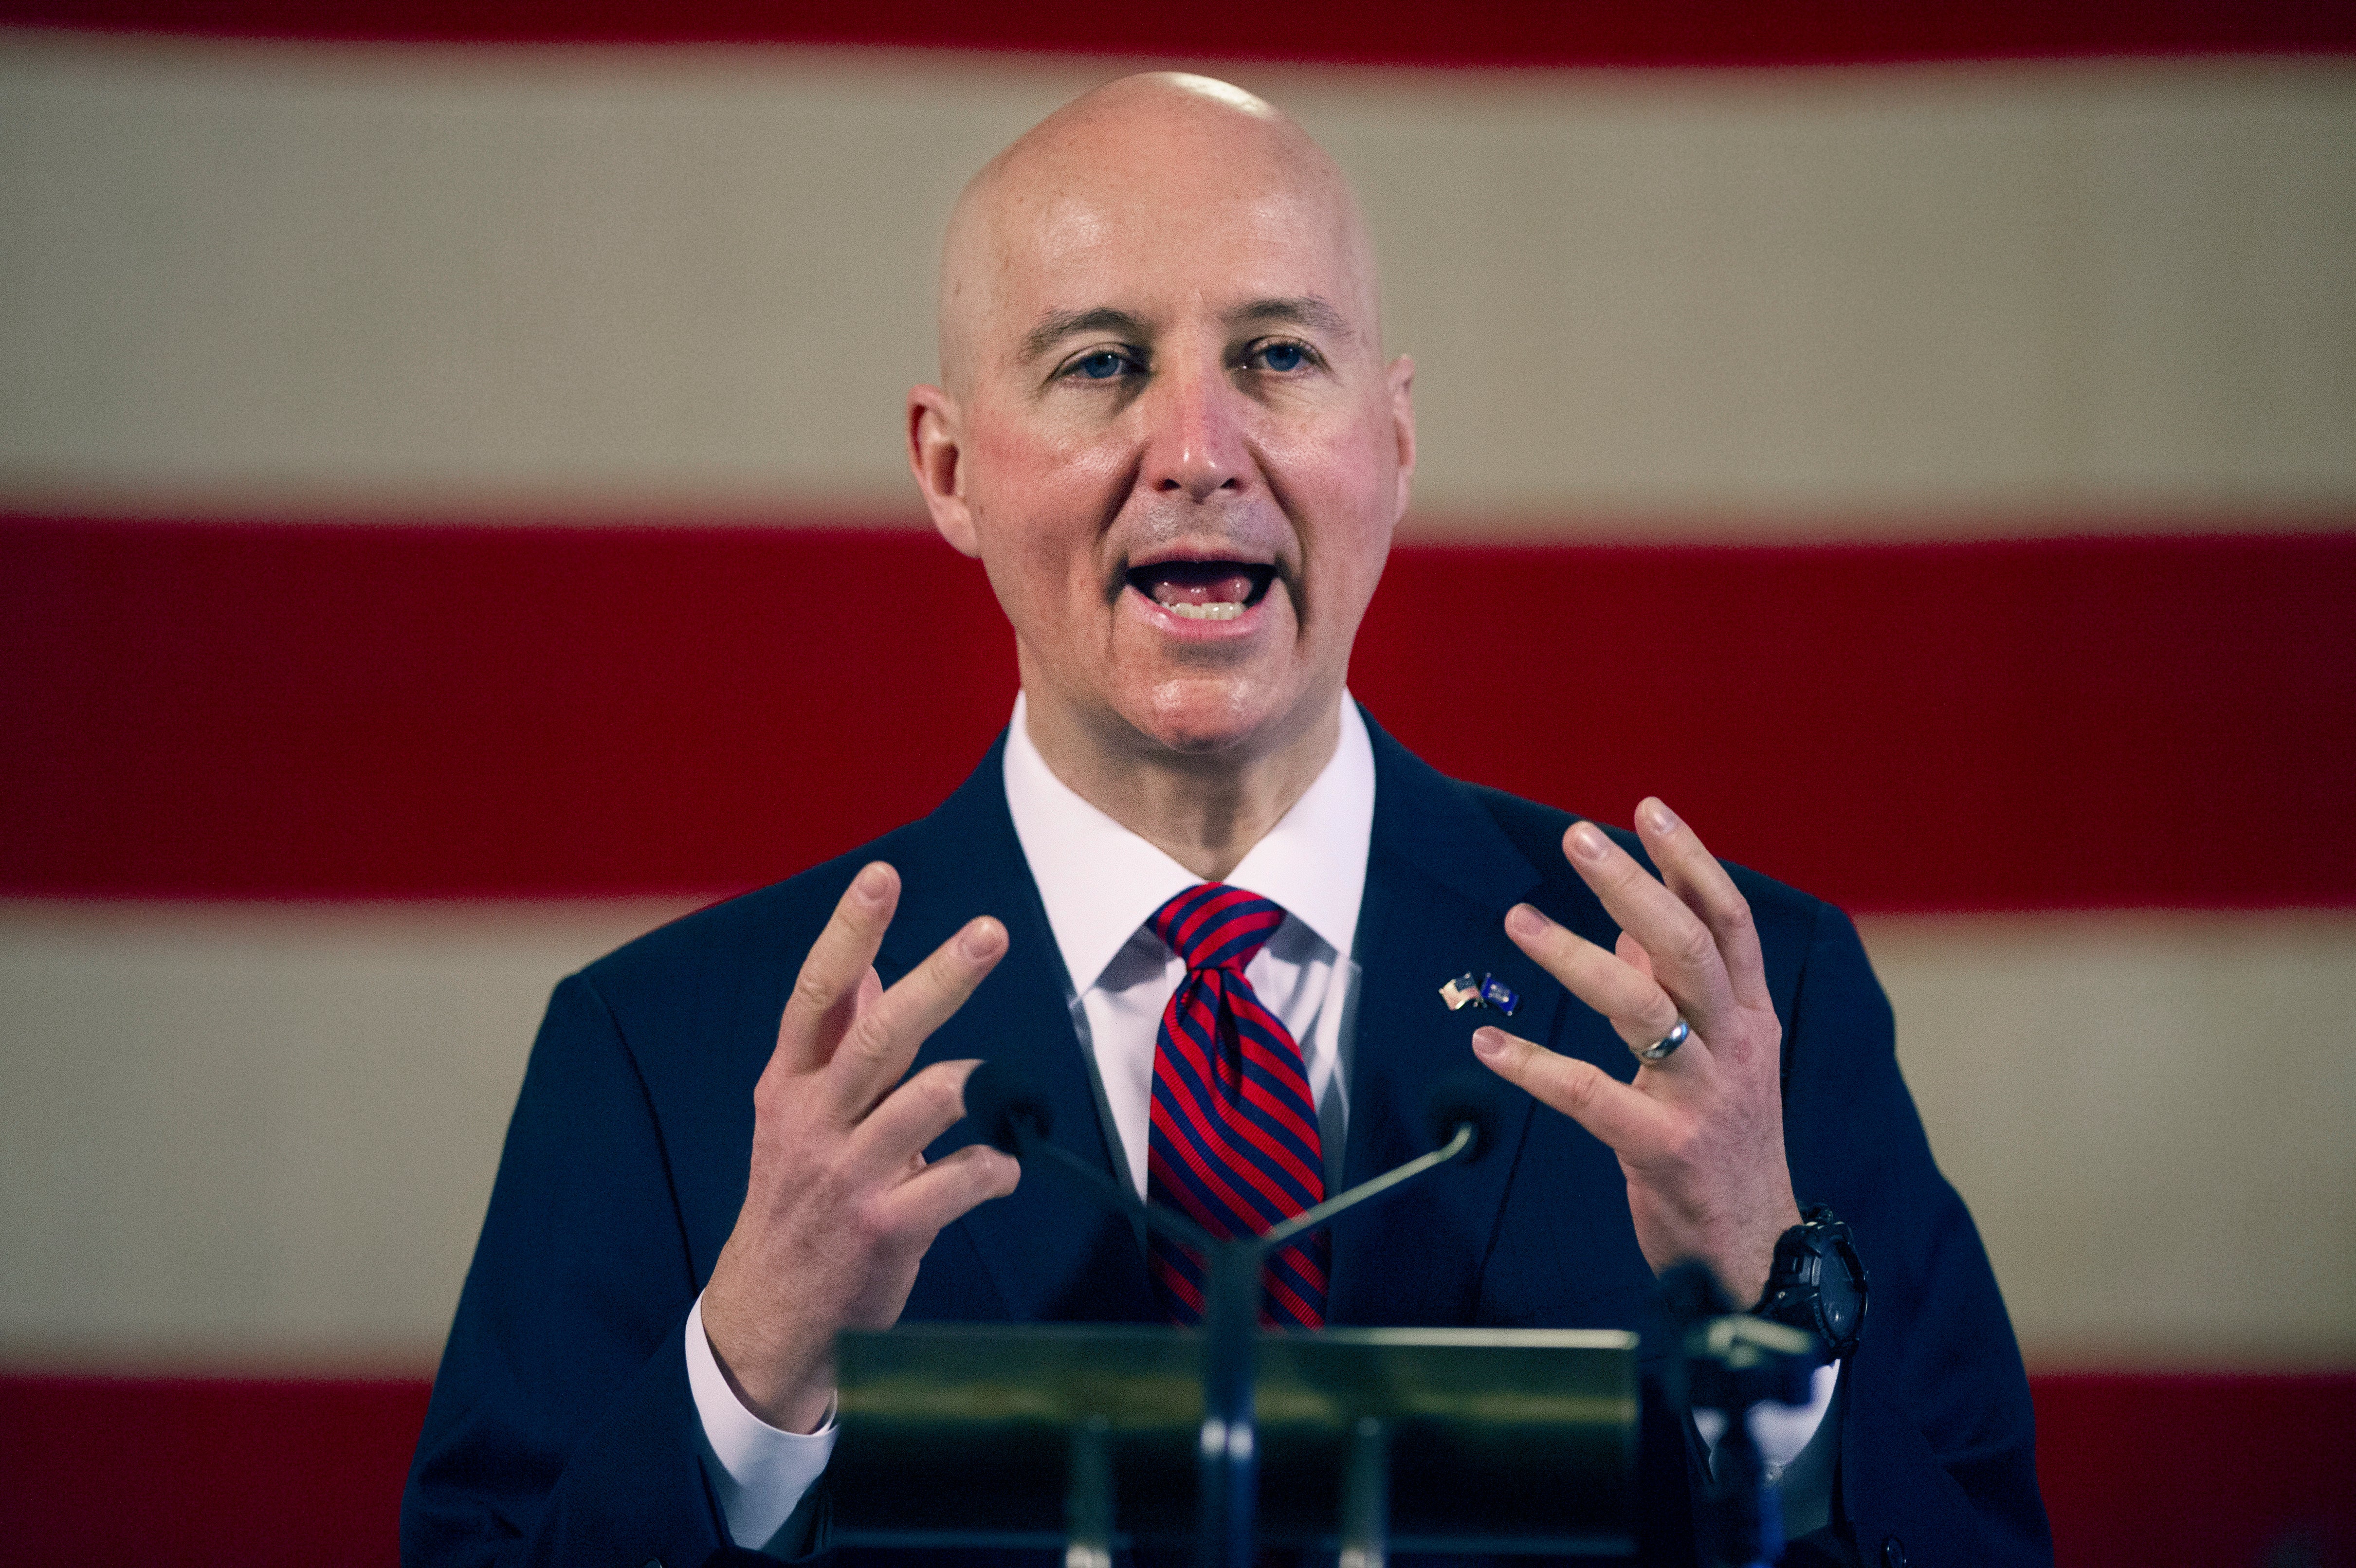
top-left (1145, 883), bottom-right (1329, 1329)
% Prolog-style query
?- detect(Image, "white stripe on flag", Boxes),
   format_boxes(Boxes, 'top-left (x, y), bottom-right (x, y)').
top-left (3, 901), bottom-right (2352, 1371)
top-left (1, 36), bottom-right (2351, 536)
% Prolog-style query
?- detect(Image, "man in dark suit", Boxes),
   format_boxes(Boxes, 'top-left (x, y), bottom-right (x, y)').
top-left (403, 72), bottom-right (2047, 1568)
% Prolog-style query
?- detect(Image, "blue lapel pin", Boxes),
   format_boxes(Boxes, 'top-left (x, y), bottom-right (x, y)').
top-left (1479, 974), bottom-right (1520, 1016)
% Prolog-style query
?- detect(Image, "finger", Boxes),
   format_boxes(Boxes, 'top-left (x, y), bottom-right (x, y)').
top-left (1633, 798), bottom-right (1772, 1012)
top-left (821, 915), bottom-right (1008, 1121)
top-left (1615, 931), bottom-right (1655, 981)
top-left (1606, 934), bottom-right (1690, 1052)
top-left (1562, 820), bottom-right (1739, 1036)
top-left (881, 1140), bottom-right (1023, 1237)
top-left (1503, 903), bottom-right (1680, 1047)
top-left (771, 862), bottom-right (900, 1078)
top-left (1470, 1024), bottom-right (1679, 1154)
top-left (847, 1058), bottom-right (988, 1181)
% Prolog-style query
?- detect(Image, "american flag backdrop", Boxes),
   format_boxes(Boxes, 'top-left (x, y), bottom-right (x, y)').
top-left (2, 6), bottom-right (2352, 1564)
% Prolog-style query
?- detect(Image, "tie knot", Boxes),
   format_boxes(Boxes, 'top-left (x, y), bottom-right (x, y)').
top-left (1150, 884), bottom-right (1287, 973)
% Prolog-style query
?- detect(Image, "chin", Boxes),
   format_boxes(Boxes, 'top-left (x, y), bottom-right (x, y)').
top-left (1128, 675), bottom-right (1318, 761)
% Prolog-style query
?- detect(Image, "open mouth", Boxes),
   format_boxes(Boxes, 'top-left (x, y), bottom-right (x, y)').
top-left (1124, 560), bottom-right (1278, 622)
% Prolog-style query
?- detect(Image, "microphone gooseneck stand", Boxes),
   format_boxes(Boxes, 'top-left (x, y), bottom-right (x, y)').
top-left (1657, 1260), bottom-right (1824, 1568)
top-left (1194, 1122), bottom-right (1479, 1568)
top-left (964, 1061), bottom-right (1495, 1568)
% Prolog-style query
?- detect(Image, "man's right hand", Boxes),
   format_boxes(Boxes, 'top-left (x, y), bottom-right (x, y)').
top-left (701, 860), bottom-right (1022, 1433)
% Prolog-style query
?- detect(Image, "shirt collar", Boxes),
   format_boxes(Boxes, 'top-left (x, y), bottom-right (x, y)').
top-left (1003, 692), bottom-right (1376, 995)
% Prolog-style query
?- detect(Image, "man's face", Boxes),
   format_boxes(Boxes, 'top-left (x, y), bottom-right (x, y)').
top-left (915, 100), bottom-right (1415, 770)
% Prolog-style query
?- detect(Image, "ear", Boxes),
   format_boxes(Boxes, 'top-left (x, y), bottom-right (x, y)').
top-left (1387, 352), bottom-right (1418, 519)
top-left (908, 383), bottom-right (980, 557)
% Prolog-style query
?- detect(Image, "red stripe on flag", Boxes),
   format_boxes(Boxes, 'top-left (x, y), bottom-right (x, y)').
top-left (0, 1374), bottom-right (430, 1568)
top-left (1351, 531), bottom-right (2356, 913)
top-left (4, 0), bottom-right (2350, 62)
top-left (2033, 1371), bottom-right (2356, 1567)
top-left (4, 1371), bottom-right (2346, 1567)
top-left (0, 518), bottom-right (1017, 901)
top-left (4, 518), bottom-right (2351, 911)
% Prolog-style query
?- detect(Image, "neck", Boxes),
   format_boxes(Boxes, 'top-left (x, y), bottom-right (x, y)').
top-left (1020, 691), bottom-right (1343, 883)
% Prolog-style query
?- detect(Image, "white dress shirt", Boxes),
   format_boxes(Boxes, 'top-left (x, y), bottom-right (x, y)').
top-left (686, 691), bottom-right (1830, 1553)
top-left (1003, 690), bottom-right (1374, 1200)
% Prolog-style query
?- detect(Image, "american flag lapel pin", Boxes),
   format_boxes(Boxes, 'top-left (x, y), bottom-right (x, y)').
top-left (1439, 972), bottom-right (1484, 1011)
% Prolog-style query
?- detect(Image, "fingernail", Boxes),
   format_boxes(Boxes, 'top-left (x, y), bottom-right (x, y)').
top-left (1569, 823), bottom-right (1609, 863)
top-left (1506, 903), bottom-right (1550, 940)
top-left (959, 918), bottom-right (1005, 961)
top-left (1470, 1026), bottom-right (1507, 1059)
top-left (1642, 799), bottom-right (1682, 837)
top-left (853, 863), bottom-right (892, 904)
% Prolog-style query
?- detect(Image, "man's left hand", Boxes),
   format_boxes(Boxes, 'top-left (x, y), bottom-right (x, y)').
top-left (1471, 797), bottom-right (1800, 1307)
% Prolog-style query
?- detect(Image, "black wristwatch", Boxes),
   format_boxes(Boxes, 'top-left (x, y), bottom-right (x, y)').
top-left (1753, 1205), bottom-right (1868, 1359)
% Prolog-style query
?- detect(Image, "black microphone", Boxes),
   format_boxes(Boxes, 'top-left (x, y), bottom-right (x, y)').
top-left (1422, 1067), bottom-right (1509, 1167)
top-left (962, 1056), bottom-right (1055, 1154)
top-left (962, 1057), bottom-right (1502, 1258)
top-left (962, 1059), bottom-right (1214, 1251)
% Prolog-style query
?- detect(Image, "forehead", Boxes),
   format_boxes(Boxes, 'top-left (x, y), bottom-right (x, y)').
top-left (978, 146), bottom-right (1372, 346)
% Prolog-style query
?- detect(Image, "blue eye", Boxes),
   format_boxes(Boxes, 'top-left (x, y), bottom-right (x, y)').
top-left (1073, 350), bottom-right (1129, 380)
top-left (1256, 342), bottom-right (1308, 372)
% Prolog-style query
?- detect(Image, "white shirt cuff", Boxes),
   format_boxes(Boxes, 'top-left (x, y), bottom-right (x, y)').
top-left (685, 1292), bottom-right (840, 1552)
top-left (1693, 1359), bottom-right (1839, 1481)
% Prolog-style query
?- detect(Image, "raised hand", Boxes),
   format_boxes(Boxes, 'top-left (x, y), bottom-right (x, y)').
top-left (1471, 799), bottom-right (1799, 1307)
top-left (700, 861), bottom-right (1022, 1432)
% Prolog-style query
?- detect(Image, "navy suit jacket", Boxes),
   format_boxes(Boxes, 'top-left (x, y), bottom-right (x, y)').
top-left (402, 714), bottom-right (2049, 1568)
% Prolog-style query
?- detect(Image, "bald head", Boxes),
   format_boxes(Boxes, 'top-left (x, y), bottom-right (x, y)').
top-left (936, 73), bottom-right (1379, 395)
top-left (905, 72), bottom-right (1413, 803)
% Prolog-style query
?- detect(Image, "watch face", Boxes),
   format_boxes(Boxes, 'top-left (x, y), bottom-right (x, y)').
top-left (1822, 1277), bottom-right (1862, 1341)
top-left (1819, 1236), bottom-right (1866, 1347)
top-left (1768, 1212), bottom-right (1866, 1353)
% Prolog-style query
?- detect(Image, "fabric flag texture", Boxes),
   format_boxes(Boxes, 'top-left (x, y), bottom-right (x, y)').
top-left (1, 14), bottom-right (2353, 1568)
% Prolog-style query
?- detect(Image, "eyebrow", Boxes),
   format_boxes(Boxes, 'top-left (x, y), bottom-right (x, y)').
top-left (1020, 308), bottom-right (1150, 364)
top-left (1018, 295), bottom-right (1357, 365)
top-left (1226, 295), bottom-right (1355, 343)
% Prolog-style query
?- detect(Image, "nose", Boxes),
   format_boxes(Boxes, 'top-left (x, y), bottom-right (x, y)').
top-left (1143, 354), bottom-right (1248, 502)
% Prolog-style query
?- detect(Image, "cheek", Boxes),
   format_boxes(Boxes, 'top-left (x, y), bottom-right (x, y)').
top-left (969, 389), bottom-right (1134, 490)
top-left (1267, 390), bottom-right (1400, 499)
top-left (968, 419), bottom-right (1124, 538)
top-left (1286, 408), bottom-right (1402, 593)
top-left (965, 427), bottom-right (1121, 628)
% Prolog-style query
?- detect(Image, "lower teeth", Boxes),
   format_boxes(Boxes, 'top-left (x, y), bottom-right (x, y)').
top-left (1165, 601), bottom-right (1243, 621)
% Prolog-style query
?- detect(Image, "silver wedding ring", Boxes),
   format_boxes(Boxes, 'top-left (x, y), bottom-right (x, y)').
top-left (1636, 1018), bottom-right (1690, 1063)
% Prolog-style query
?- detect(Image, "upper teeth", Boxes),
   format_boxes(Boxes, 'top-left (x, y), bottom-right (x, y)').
top-left (1166, 602), bottom-right (1243, 620)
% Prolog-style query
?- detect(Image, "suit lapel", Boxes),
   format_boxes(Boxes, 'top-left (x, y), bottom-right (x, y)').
top-left (1326, 713), bottom-right (1564, 1327)
top-left (873, 717), bottom-right (1622, 1330)
top-left (877, 735), bottom-right (1159, 1324)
